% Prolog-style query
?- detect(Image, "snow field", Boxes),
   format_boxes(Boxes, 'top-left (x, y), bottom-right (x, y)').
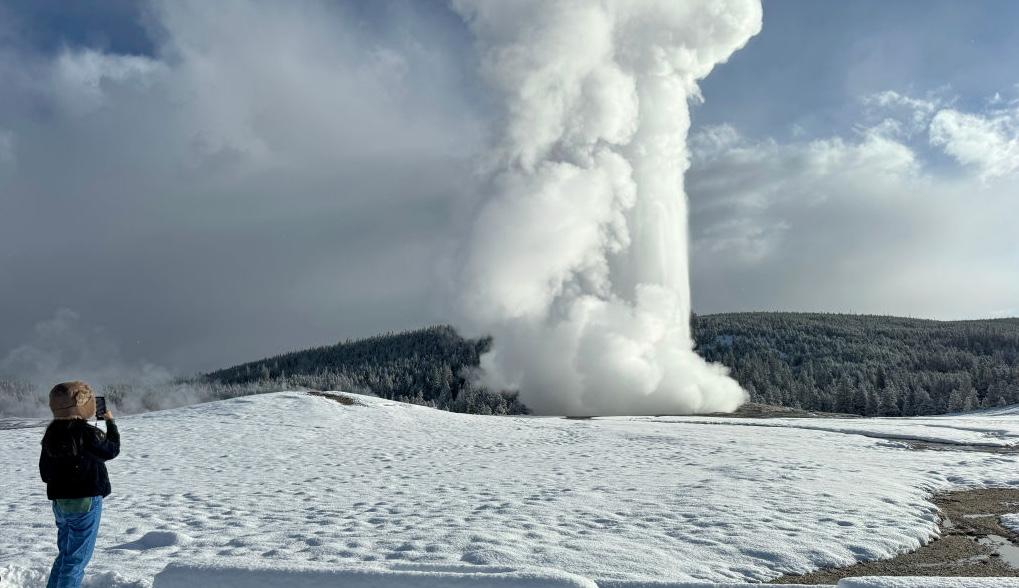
top-left (3, 392), bottom-right (1019, 586)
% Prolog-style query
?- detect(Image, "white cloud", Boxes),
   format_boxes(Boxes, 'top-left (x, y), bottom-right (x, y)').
top-left (859, 89), bottom-right (1019, 181)
top-left (50, 49), bottom-right (162, 115)
top-left (689, 129), bottom-right (920, 265)
top-left (929, 106), bottom-right (1019, 180)
top-left (688, 106), bottom-right (1019, 320)
top-left (862, 89), bottom-right (946, 136)
top-left (0, 308), bottom-right (169, 389)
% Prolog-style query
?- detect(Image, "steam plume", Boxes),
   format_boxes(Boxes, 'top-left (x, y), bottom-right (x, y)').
top-left (452, 0), bottom-right (762, 415)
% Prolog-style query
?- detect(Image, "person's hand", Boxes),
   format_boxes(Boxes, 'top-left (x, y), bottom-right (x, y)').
top-left (101, 410), bottom-right (114, 421)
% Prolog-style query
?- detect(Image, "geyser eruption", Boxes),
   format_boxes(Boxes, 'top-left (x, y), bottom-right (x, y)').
top-left (452, 0), bottom-right (762, 415)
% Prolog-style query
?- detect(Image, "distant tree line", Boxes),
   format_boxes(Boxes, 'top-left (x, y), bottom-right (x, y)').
top-left (693, 312), bottom-right (1019, 416)
top-left (202, 325), bottom-right (528, 415)
top-left (6, 314), bottom-right (1017, 418)
top-left (203, 314), bottom-right (1019, 417)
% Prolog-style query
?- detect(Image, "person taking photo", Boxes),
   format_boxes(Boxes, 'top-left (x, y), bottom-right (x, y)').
top-left (39, 381), bottom-right (120, 588)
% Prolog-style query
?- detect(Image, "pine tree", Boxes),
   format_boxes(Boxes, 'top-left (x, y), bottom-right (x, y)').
top-left (947, 389), bottom-right (966, 413)
top-left (962, 388), bottom-right (979, 412)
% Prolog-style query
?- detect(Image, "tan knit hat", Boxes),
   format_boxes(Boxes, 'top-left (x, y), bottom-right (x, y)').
top-left (49, 381), bottom-right (96, 420)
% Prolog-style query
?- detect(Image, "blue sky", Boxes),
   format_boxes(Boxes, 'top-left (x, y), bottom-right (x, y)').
top-left (9, 0), bottom-right (1018, 144)
top-left (697, 0), bottom-right (1019, 142)
top-left (0, 0), bottom-right (154, 55)
top-left (0, 0), bottom-right (1016, 378)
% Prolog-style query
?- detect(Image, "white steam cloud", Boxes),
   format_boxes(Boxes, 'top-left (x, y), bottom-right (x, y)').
top-left (451, 0), bottom-right (762, 415)
top-left (0, 309), bottom-right (244, 418)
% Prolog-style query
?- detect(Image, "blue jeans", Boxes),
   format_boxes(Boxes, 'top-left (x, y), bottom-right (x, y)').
top-left (47, 496), bottom-right (103, 588)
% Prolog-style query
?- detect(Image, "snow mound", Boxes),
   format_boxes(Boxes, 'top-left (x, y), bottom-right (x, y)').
top-left (0, 566), bottom-right (47, 588)
top-left (151, 562), bottom-right (598, 588)
top-left (83, 571), bottom-right (152, 588)
top-left (0, 566), bottom-right (148, 588)
top-left (837, 577), bottom-right (1019, 587)
top-left (113, 531), bottom-right (191, 551)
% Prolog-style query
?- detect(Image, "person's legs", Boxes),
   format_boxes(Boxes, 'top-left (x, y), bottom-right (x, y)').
top-left (46, 496), bottom-right (103, 588)
top-left (46, 502), bottom-right (68, 588)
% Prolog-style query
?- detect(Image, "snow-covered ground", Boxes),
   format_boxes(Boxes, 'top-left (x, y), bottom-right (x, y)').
top-left (637, 412), bottom-right (1019, 447)
top-left (3, 392), bottom-right (1019, 587)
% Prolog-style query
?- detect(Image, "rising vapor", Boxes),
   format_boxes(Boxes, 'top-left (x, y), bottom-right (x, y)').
top-left (452, 0), bottom-right (762, 415)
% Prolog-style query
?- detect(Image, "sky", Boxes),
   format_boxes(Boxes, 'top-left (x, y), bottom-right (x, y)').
top-left (0, 0), bottom-right (1017, 380)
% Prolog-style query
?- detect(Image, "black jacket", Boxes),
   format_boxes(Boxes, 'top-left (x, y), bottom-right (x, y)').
top-left (39, 419), bottom-right (120, 499)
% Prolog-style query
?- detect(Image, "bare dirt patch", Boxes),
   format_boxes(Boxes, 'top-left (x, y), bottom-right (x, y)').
top-left (772, 488), bottom-right (1019, 583)
top-left (306, 391), bottom-right (364, 406)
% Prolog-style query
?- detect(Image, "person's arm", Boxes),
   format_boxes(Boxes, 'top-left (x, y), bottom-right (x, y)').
top-left (39, 451), bottom-right (50, 483)
top-left (86, 412), bottom-right (120, 461)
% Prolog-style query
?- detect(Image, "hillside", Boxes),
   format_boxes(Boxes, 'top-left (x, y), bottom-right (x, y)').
top-left (201, 313), bottom-right (1019, 417)
top-left (203, 325), bottom-right (527, 415)
top-left (695, 313), bottom-right (1019, 416)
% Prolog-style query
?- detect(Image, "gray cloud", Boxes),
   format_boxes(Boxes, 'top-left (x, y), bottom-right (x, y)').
top-left (0, 1), bottom-right (486, 373)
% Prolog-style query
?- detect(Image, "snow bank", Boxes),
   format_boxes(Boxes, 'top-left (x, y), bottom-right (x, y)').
top-left (154, 565), bottom-right (1019, 588)
top-left (1001, 514), bottom-right (1019, 535)
top-left (837, 577), bottom-right (1019, 587)
top-left (113, 530), bottom-right (191, 551)
top-left (151, 562), bottom-right (597, 588)
top-left (0, 566), bottom-right (46, 588)
top-left (0, 565), bottom-right (147, 588)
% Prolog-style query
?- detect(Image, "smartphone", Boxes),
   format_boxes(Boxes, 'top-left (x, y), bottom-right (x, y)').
top-left (95, 396), bottom-right (107, 420)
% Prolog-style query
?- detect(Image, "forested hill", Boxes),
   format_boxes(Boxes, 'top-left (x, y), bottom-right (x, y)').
top-left (203, 325), bottom-right (528, 415)
top-left (203, 314), bottom-right (1019, 417)
top-left (694, 313), bottom-right (1019, 416)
